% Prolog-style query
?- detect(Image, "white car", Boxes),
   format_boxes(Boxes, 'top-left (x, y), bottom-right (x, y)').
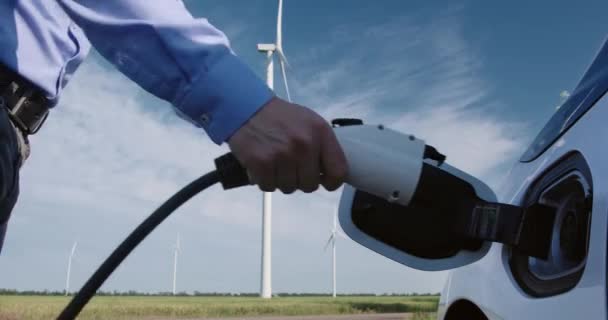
top-left (339, 39), bottom-right (608, 319)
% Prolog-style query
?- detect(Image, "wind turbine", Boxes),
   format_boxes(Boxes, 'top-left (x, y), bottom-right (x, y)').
top-left (324, 207), bottom-right (343, 298)
top-left (256, 0), bottom-right (292, 299)
top-left (65, 241), bottom-right (78, 296)
top-left (172, 233), bottom-right (180, 295)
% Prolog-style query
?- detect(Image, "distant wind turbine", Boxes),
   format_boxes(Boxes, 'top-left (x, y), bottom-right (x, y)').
top-left (325, 207), bottom-right (344, 298)
top-left (256, 0), bottom-right (292, 299)
top-left (172, 233), bottom-right (180, 295)
top-left (65, 241), bottom-right (78, 296)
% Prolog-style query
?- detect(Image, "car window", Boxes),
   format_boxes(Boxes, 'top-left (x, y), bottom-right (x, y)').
top-left (520, 40), bottom-right (608, 162)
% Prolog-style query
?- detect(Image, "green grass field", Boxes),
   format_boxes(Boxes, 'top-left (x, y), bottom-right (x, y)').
top-left (0, 295), bottom-right (438, 320)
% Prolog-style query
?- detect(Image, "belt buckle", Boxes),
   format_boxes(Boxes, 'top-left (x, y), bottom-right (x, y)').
top-left (1, 81), bottom-right (49, 135)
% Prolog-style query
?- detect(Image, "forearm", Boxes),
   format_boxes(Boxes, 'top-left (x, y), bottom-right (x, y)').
top-left (58, 0), bottom-right (274, 144)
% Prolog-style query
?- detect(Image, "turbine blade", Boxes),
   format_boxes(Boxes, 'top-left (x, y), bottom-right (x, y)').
top-left (274, 0), bottom-right (290, 102)
top-left (276, 0), bottom-right (283, 50)
top-left (70, 242), bottom-right (78, 257)
top-left (337, 230), bottom-right (348, 239)
top-left (276, 48), bottom-right (290, 68)
top-left (279, 57), bottom-right (291, 102)
top-left (324, 235), bottom-right (335, 251)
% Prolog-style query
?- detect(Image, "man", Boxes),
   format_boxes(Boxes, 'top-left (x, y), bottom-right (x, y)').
top-left (0, 1), bottom-right (348, 252)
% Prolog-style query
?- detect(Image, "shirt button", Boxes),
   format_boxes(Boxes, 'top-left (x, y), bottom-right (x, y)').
top-left (199, 114), bottom-right (211, 125)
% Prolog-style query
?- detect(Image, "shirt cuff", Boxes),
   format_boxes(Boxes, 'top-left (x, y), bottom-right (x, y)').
top-left (175, 53), bottom-right (274, 144)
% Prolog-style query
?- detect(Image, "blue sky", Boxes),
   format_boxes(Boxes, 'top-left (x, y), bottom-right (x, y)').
top-left (1, 0), bottom-right (607, 295)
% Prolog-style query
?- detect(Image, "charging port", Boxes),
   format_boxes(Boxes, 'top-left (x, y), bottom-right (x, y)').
top-left (529, 173), bottom-right (591, 279)
top-left (510, 152), bottom-right (592, 297)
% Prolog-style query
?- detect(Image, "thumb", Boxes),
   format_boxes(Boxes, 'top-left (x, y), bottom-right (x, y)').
top-left (320, 126), bottom-right (348, 191)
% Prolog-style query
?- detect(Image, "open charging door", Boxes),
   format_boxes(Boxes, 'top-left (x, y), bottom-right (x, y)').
top-left (338, 160), bottom-right (555, 271)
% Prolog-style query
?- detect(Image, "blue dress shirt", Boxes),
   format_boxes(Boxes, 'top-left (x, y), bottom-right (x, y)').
top-left (0, 1), bottom-right (274, 144)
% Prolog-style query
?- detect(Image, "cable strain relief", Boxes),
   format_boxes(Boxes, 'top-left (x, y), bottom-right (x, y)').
top-left (214, 152), bottom-right (250, 189)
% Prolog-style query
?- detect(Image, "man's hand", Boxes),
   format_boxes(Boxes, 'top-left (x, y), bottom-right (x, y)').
top-left (228, 97), bottom-right (348, 194)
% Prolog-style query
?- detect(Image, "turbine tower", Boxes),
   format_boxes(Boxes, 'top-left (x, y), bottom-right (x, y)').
top-left (324, 207), bottom-right (341, 298)
top-left (65, 241), bottom-right (78, 296)
top-left (172, 233), bottom-right (180, 295)
top-left (256, 0), bottom-right (291, 299)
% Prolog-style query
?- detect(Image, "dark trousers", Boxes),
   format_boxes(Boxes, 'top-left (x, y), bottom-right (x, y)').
top-left (0, 103), bottom-right (21, 254)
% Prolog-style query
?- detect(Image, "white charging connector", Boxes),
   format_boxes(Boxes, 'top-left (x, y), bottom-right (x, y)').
top-left (334, 124), bottom-right (426, 207)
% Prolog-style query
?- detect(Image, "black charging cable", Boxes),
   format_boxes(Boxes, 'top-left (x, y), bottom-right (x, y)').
top-left (56, 153), bottom-right (249, 320)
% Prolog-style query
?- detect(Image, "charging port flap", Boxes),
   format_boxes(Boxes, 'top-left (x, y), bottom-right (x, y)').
top-left (338, 161), bottom-right (556, 271)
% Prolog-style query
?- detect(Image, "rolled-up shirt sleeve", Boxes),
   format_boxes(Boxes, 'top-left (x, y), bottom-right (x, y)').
top-left (57, 0), bottom-right (274, 144)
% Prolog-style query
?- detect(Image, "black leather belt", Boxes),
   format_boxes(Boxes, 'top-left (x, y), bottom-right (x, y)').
top-left (0, 64), bottom-right (50, 135)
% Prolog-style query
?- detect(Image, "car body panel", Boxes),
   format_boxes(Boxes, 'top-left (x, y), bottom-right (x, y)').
top-left (439, 89), bottom-right (608, 319)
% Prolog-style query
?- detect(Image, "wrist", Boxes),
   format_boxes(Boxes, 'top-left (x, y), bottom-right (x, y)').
top-left (174, 54), bottom-right (275, 144)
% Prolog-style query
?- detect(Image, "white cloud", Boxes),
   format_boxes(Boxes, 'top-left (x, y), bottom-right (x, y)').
top-left (390, 106), bottom-right (523, 181)
top-left (293, 11), bottom-right (526, 188)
